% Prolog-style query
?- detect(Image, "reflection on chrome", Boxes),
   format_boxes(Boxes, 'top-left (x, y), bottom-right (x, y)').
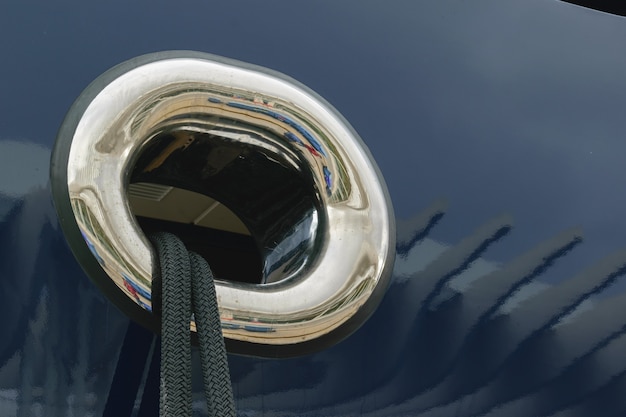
top-left (54, 52), bottom-right (395, 349)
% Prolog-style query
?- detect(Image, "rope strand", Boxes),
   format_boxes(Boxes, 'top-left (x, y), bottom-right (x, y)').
top-left (151, 232), bottom-right (235, 417)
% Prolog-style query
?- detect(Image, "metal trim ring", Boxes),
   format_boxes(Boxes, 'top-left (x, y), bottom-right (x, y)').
top-left (51, 51), bottom-right (395, 356)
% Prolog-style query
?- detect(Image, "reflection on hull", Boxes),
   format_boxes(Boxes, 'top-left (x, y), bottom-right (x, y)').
top-left (3, 186), bottom-right (626, 415)
top-left (0, 186), bottom-right (128, 417)
top-left (224, 201), bottom-right (626, 416)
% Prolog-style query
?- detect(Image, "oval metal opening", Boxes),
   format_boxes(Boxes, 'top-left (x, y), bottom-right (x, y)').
top-left (52, 51), bottom-right (395, 356)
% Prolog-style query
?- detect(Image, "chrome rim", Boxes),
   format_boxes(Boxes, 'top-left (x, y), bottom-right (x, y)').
top-left (52, 51), bottom-right (395, 352)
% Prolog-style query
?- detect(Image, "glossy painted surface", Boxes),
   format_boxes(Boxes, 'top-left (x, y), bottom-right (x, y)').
top-left (2, 0), bottom-right (626, 415)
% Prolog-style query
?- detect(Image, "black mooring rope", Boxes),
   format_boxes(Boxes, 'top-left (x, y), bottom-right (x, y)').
top-left (150, 232), bottom-right (235, 417)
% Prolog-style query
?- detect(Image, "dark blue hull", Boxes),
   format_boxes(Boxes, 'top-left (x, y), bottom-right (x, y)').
top-left (2, 1), bottom-right (626, 415)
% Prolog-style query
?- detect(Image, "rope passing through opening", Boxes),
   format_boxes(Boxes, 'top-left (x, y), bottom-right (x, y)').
top-left (150, 232), bottom-right (236, 417)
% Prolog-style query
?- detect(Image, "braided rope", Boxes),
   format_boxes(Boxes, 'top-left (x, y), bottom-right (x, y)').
top-left (151, 232), bottom-right (235, 417)
top-left (190, 252), bottom-right (236, 416)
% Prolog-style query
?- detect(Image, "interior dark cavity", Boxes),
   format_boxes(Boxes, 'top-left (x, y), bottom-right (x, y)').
top-left (128, 128), bottom-right (324, 285)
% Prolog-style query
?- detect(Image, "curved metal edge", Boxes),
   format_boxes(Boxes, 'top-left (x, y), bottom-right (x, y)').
top-left (51, 50), bottom-right (396, 357)
top-left (223, 106), bottom-right (397, 357)
top-left (50, 53), bottom-right (175, 337)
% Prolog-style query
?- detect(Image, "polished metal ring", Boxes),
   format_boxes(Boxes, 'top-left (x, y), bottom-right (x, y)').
top-left (51, 51), bottom-right (395, 356)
